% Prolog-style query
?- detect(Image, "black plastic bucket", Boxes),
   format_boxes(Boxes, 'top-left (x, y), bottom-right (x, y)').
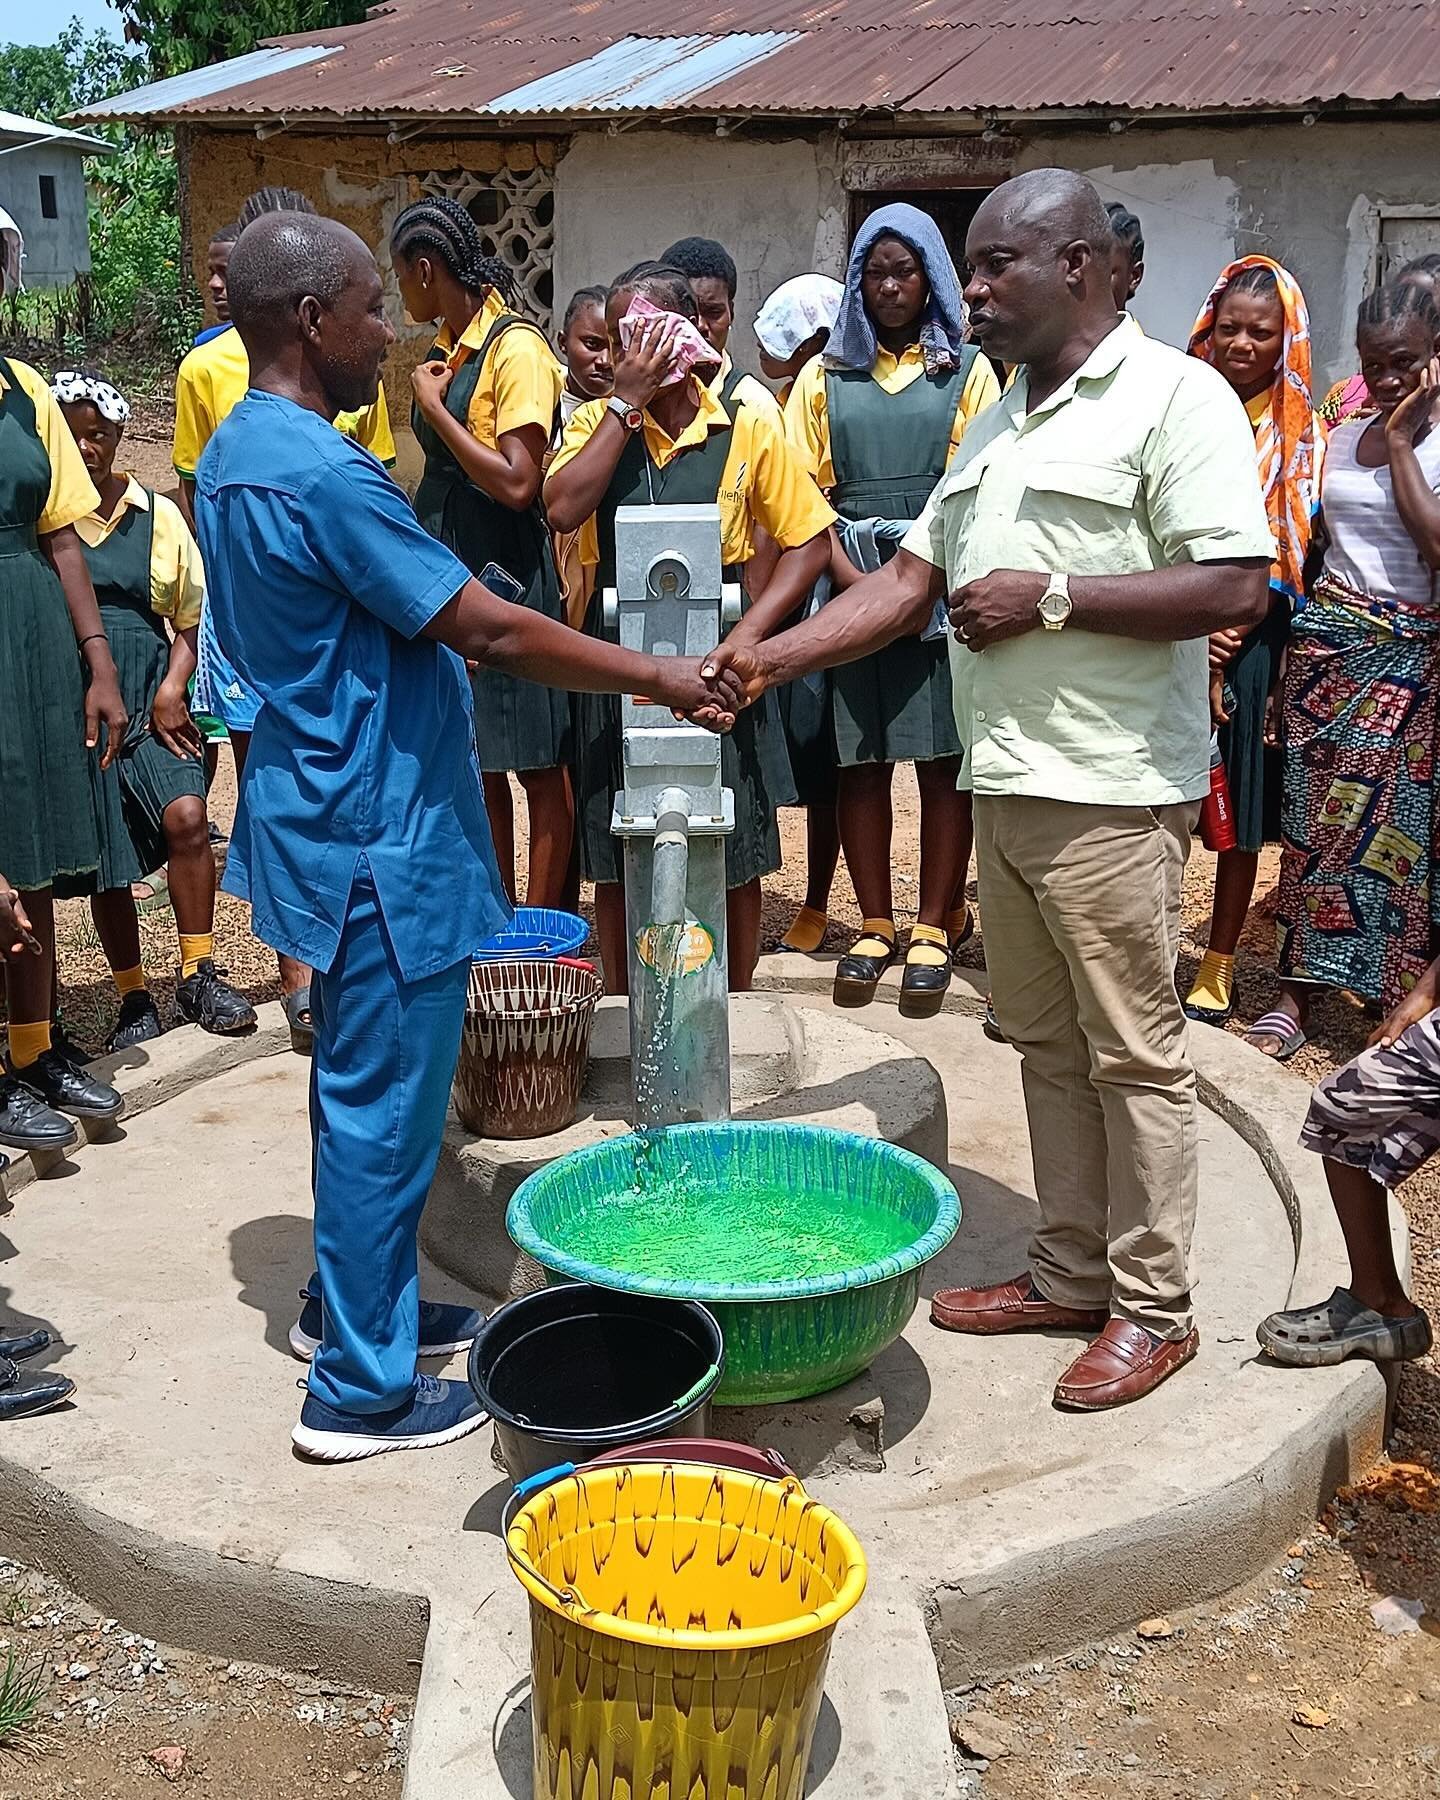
top-left (469, 1284), bottom-right (726, 1483)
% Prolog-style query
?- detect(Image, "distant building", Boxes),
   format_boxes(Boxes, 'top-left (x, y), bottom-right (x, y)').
top-left (0, 110), bottom-right (112, 289)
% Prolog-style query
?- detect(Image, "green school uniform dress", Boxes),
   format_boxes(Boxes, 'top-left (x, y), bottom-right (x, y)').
top-left (0, 357), bottom-right (99, 892)
top-left (64, 489), bottom-right (207, 892)
top-left (826, 359), bottom-right (973, 766)
top-left (571, 418), bottom-right (796, 889)
top-left (413, 311), bottom-right (570, 774)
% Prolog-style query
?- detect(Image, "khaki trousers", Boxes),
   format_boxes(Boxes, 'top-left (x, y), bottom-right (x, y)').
top-left (974, 795), bottom-right (1199, 1339)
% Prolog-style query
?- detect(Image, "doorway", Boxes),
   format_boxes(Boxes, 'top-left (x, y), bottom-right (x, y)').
top-left (848, 188), bottom-right (992, 277)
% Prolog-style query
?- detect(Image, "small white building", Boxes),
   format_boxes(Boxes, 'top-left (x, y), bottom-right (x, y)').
top-left (0, 111), bottom-right (112, 289)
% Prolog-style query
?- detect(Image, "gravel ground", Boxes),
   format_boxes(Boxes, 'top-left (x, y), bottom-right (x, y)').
top-left (27, 416), bottom-right (1440, 1797)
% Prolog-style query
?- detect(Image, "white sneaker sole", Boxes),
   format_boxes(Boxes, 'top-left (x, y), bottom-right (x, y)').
top-left (287, 1324), bottom-right (477, 1364)
top-left (291, 1407), bottom-right (489, 1463)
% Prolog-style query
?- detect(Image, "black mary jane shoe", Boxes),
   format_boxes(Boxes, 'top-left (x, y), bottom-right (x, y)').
top-left (899, 938), bottom-right (952, 1019)
top-left (0, 1329), bottom-right (51, 1362)
top-left (832, 930), bottom-right (897, 1008)
top-left (16, 1048), bottom-right (123, 1123)
top-left (0, 1075), bottom-right (78, 1153)
top-left (0, 1354), bottom-right (75, 1422)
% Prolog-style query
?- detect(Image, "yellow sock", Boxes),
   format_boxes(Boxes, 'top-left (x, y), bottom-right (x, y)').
top-left (851, 916), bottom-right (896, 958)
top-left (7, 1020), bottom-right (51, 1071)
top-left (1186, 950), bottom-right (1236, 1013)
top-left (947, 906), bottom-right (972, 947)
top-left (908, 922), bottom-right (951, 968)
top-left (780, 905), bottom-right (828, 954)
top-left (179, 932), bottom-right (214, 980)
top-left (113, 963), bottom-right (147, 998)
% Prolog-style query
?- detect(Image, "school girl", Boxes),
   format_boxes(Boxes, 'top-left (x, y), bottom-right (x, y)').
top-left (0, 356), bottom-right (125, 1149)
top-left (545, 263), bottom-right (833, 992)
top-left (391, 196), bottom-right (574, 910)
top-left (784, 202), bottom-right (1000, 1012)
top-left (54, 371), bottom-right (256, 1049)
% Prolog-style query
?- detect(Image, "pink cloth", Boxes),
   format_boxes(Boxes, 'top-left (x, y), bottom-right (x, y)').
top-left (617, 292), bottom-right (716, 389)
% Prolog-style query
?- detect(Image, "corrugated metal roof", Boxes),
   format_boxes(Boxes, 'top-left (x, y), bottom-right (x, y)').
top-left (486, 32), bottom-right (803, 115)
top-left (0, 110), bottom-right (112, 152)
top-left (76, 44), bottom-right (340, 121)
top-left (71, 0), bottom-right (1440, 124)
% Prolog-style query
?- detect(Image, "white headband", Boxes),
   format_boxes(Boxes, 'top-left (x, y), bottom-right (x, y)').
top-left (51, 370), bottom-right (130, 424)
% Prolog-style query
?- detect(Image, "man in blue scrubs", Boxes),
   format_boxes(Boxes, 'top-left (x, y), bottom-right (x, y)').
top-left (197, 213), bottom-right (741, 1460)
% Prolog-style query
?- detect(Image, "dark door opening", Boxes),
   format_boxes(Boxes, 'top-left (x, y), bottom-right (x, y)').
top-left (848, 188), bottom-right (992, 277)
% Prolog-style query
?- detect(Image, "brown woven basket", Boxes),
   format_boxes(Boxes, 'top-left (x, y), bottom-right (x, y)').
top-left (452, 957), bottom-right (604, 1139)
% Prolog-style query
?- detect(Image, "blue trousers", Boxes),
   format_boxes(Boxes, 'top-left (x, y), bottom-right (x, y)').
top-left (307, 873), bottom-right (470, 1414)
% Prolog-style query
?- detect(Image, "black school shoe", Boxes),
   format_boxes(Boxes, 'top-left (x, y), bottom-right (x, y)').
top-left (0, 1353), bottom-right (75, 1422)
top-left (107, 990), bottom-right (164, 1052)
top-left (13, 1048), bottom-right (123, 1123)
top-left (832, 929), bottom-right (898, 1007)
top-left (175, 960), bottom-right (257, 1035)
top-left (0, 1076), bottom-right (78, 1152)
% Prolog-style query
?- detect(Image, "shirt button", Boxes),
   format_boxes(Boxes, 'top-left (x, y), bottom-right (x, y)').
top-left (975, 710), bottom-right (987, 722)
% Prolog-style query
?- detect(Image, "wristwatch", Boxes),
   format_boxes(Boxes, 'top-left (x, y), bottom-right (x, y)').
top-left (605, 394), bottom-right (645, 432)
top-left (1037, 572), bottom-right (1073, 631)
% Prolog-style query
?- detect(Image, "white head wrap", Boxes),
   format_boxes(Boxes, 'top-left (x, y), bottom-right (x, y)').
top-left (753, 274), bottom-right (844, 360)
top-left (51, 370), bottom-right (131, 424)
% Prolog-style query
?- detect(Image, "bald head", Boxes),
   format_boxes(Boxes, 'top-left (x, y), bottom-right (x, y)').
top-left (977, 169), bottom-right (1113, 257)
top-left (227, 211), bottom-right (393, 417)
top-left (964, 167), bottom-right (1120, 369)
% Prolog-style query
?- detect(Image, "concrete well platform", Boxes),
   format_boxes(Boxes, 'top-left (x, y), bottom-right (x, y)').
top-left (0, 986), bottom-right (1397, 1800)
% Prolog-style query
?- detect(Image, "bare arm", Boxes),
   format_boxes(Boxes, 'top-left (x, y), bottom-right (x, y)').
top-left (729, 533), bottom-right (831, 646)
top-left (151, 626), bottom-right (202, 760)
top-left (178, 476), bottom-right (197, 534)
top-left (543, 318), bottom-right (682, 531)
top-left (1385, 368), bottom-right (1440, 569)
top-left (412, 359), bottom-right (547, 510)
top-left (41, 524), bottom-right (129, 769)
top-left (950, 559), bottom-right (1270, 652)
top-left (421, 577), bottom-right (743, 721)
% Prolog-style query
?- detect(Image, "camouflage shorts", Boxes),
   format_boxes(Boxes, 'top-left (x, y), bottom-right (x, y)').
top-left (1301, 1008), bottom-right (1440, 1185)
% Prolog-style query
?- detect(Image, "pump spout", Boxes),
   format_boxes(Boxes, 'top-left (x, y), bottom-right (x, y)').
top-left (648, 789), bottom-right (692, 975)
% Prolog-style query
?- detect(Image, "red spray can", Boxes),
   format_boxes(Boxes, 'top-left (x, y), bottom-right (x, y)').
top-left (1198, 735), bottom-right (1237, 852)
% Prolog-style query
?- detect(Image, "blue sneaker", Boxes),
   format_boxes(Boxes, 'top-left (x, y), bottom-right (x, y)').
top-left (291, 1374), bottom-right (487, 1462)
top-left (287, 1284), bottom-right (485, 1363)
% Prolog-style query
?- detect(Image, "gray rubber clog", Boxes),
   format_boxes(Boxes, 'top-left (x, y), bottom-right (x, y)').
top-left (1257, 1287), bottom-right (1433, 1367)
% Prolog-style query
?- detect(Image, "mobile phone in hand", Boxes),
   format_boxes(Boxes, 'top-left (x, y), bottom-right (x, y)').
top-left (479, 562), bottom-right (525, 604)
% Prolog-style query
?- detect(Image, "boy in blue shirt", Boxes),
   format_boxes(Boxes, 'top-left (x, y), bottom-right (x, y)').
top-left (198, 213), bottom-right (740, 1460)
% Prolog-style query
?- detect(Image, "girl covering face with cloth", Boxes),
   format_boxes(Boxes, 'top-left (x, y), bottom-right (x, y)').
top-left (54, 370), bottom-right (255, 1049)
top-left (1183, 256), bottom-right (1321, 1029)
top-left (545, 262), bottom-right (833, 994)
top-left (392, 195), bottom-right (573, 912)
top-left (784, 203), bottom-right (1000, 1014)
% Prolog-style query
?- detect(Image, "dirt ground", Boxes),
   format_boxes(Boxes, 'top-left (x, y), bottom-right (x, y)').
top-left (0, 1559), bottom-right (407, 1798)
top-left (21, 418), bottom-right (1440, 1795)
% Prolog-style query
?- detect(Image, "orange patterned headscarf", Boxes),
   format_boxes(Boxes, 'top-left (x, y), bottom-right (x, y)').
top-left (1188, 255), bottom-right (1317, 604)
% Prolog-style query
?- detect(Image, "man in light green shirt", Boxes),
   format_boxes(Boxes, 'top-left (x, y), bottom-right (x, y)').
top-left (709, 169), bottom-right (1273, 1413)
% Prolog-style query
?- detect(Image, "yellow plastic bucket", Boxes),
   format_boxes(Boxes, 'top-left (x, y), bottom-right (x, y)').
top-left (505, 1459), bottom-right (867, 1800)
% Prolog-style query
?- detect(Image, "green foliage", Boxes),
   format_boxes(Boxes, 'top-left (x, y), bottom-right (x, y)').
top-left (0, 18), bottom-right (197, 365)
top-left (114, 0), bottom-right (370, 79)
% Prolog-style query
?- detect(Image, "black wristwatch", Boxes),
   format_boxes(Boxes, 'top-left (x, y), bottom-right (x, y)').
top-left (605, 394), bottom-right (645, 432)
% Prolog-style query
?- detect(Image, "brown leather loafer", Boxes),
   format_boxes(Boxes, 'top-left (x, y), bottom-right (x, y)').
top-left (1053, 1318), bottom-right (1199, 1411)
top-left (931, 1274), bottom-right (1109, 1336)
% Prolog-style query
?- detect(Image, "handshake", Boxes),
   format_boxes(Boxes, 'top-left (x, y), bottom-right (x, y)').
top-left (651, 645), bottom-right (768, 733)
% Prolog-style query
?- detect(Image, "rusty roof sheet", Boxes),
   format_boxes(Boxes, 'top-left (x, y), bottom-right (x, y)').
top-left (73, 0), bottom-right (1440, 124)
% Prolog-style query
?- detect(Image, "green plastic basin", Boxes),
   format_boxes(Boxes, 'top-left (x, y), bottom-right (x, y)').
top-left (506, 1122), bottom-right (961, 1405)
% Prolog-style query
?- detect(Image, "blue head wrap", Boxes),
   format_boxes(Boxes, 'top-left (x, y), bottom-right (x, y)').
top-left (825, 202), bottom-right (970, 375)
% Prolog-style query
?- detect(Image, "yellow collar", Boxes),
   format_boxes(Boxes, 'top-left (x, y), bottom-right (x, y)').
top-left (434, 290), bottom-right (506, 364)
top-left (872, 340), bottom-right (924, 380)
top-left (642, 377), bottom-right (731, 466)
top-left (90, 474), bottom-right (150, 525)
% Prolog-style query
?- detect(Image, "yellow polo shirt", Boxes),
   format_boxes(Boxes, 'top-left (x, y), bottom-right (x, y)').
top-left (904, 316), bottom-right (1274, 806)
top-left (785, 343), bottom-right (1000, 489)
top-left (432, 291), bottom-right (563, 448)
top-left (73, 476), bottom-right (205, 631)
top-left (172, 325), bottom-right (396, 475)
top-left (3, 358), bottom-right (99, 533)
top-left (549, 378), bottom-right (835, 572)
top-left (709, 349), bottom-right (783, 424)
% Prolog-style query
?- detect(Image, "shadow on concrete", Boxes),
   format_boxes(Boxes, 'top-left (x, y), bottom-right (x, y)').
top-left (805, 1694), bottom-right (843, 1793)
top-left (229, 1212), bottom-right (313, 1358)
top-left (462, 1471), bottom-right (511, 1540)
top-left (919, 1163), bottom-right (1038, 1301)
top-left (0, 1227), bottom-right (73, 1370)
top-left (492, 1679), bottom-right (532, 1800)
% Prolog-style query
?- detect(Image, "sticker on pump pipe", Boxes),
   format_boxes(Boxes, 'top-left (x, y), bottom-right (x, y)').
top-left (634, 918), bottom-right (716, 978)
